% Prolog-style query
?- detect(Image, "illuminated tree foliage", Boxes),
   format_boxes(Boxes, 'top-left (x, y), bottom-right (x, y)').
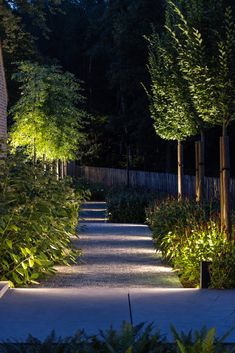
top-left (164, 0), bottom-right (235, 236)
top-left (147, 31), bottom-right (199, 198)
top-left (166, 0), bottom-right (235, 130)
top-left (10, 62), bottom-right (85, 161)
top-left (147, 33), bottom-right (198, 141)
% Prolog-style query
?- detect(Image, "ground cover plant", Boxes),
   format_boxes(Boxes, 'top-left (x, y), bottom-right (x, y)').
top-left (106, 187), bottom-right (160, 223)
top-left (146, 198), bottom-right (235, 288)
top-left (0, 153), bottom-right (87, 287)
top-left (0, 323), bottom-right (234, 353)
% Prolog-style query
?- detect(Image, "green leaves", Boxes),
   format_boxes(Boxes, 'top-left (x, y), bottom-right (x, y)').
top-left (1, 323), bottom-right (233, 352)
top-left (0, 153), bottom-right (86, 287)
top-left (165, 0), bottom-right (235, 128)
top-left (10, 62), bottom-right (86, 161)
top-left (147, 197), bottom-right (235, 288)
top-left (147, 30), bottom-right (198, 141)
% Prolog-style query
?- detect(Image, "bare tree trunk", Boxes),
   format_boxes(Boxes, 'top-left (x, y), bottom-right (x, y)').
top-left (63, 160), bottom-right (67, 177)
top-left (195, 141), bottom-right (200, 201)
top-left (56, 159), bottom-right (59, 180)
top-left (43, 154), bottom-right (46, 172)
top-left (199, 129), bottom-right (205, 201)
top-left (220, 137), bottom-right (224, 231)
top-left (60, 160), bottom-right (64, 179)
top-left (178, 140), bottom-right (183, 201)
top-left (195, 130), bottom-right (205, 202)
top-left (220, 126), bottom-right (231, 239)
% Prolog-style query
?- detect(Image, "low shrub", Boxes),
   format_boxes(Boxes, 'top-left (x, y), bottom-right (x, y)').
top-left (73, 178), bottom-right (106, 201)
top-left (0, 153), bottom-right (87, 287)
top-left (147, 198), bottom-right (235, 288)
top-left (0, 323), bottom-right (234, 353)
top-left (106, 187), bottom-right (158, 223)
top-left (146, 197), bottom-right (219, 239)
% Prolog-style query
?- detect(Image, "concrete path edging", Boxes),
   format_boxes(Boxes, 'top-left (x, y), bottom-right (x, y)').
top-left (0, 282), bottom-right (9, 299)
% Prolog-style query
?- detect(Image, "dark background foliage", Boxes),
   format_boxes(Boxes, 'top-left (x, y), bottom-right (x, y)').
top-left (2, 0), bottom-right (235, 176)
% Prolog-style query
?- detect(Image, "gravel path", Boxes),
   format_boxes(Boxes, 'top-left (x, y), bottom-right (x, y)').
top-left (36, 202), bottom-right (181, 288)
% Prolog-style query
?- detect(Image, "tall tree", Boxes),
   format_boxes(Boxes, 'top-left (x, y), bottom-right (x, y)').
top-left (167, 0), bottom-right (235, 237)
top-left (10, 62), bottom-right (86, 163)
top-left (147, 32), bottom-right (198, 199)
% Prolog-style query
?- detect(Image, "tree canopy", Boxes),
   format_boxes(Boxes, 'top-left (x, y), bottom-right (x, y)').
top-left (10, 62), bottom-right (85, 161)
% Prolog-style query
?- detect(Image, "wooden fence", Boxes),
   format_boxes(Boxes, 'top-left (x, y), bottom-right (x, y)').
top-left (69, 165), bottom-right (235, 200)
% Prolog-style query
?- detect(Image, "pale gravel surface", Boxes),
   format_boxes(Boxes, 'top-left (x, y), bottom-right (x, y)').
top-left (35, 202), bottom-right (181, 288)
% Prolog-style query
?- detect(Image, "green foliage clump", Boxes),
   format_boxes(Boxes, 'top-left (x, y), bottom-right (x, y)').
top-left (74, 179), bottom-right (106, 201)
top-left (10, 61), bottom-right (86, 162)
top-left (1, 322), bottom-right (234, 353)
top-left (147, 31), bottom-right (198, 141)
top-left (106, 188), bottom-right (158, 223)
top-left (171, 325), bottom-right (232, 353)
top-left (147, 198), bottom-right (235, 288)
top-left (165, 0), bottom-right (235, 129)
top-left (146, 198), bottom-right (217, 239)
top-left (0, 153), bottom-right (87, 287)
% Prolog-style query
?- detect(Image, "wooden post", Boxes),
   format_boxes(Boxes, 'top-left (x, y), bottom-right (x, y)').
top-left (221, 127), bottom-right (231, 239)
top-left (199, 130), bottom-right (205, 201)
top-left (220, 137), bottom-right (224, 231)
top-left (220, 126), bottom-right (232, 239)
top-left (195, 141), bottom-right (200, 201)
top-left (178, 140), bottom-right (183, 200)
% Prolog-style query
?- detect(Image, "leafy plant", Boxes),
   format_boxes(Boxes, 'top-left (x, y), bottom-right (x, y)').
top-left (0, 153), bottom-right (87, 287)
top-left (10, 61), bottom-right (86, 162)
top-left (0, 323), bottom-right (234, 353)
top-left (146, 197), bottom-right (218, 240)
top-left (147, 197), bottom-right (235, 288)
top-left (106, 187), bottom-right (158, 223)
top-left (161, 222), bottom-right (227, 287)
top-left (171, 325), bottom-right (233, 353)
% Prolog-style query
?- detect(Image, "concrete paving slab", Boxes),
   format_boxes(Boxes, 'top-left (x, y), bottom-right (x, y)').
top-left (0, 287), bottom-right (235, 342)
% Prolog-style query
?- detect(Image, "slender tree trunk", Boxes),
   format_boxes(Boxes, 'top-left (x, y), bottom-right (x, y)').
top-left (56, 159), bottom-right (59, 180)
top-left (43, 154), bottom-right (46, 172)
top-left (220, 125), bottom-right (231, 239)
top-left (60, 160), bottom-right (64, 179)
top-left (195, 130), bottom-right (205, 202)
top-left (178, 140), bottom-right (183, 201)
top-left (33, 138), bottom-right (37, 165)
top-left (63, 160), bottom-right (67, 177)
top-left (195, 141), bottom-right (200, 200)
top-left (220, 137), bottom-right (224, 231)
top-left (199, 129), bottom-right (205, 201)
